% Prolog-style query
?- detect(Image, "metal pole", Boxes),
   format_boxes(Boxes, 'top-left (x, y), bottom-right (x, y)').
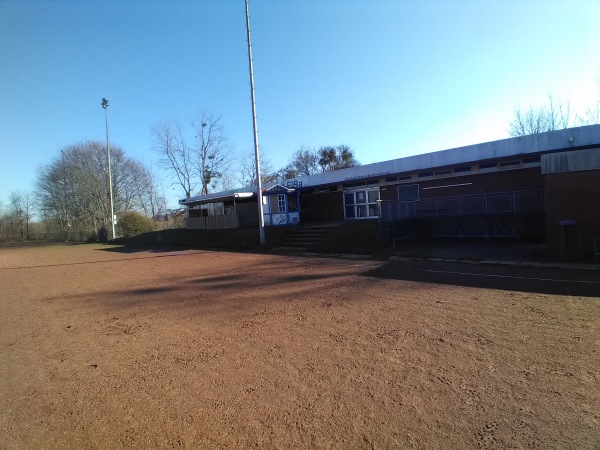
top-left (245, 0), bottom-right (265, 246)
top-left (101, 98), bottom-right (117, 241)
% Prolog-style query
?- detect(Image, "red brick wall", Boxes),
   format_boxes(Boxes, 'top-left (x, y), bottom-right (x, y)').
top-left (545, 170), bottom-right (600, 256)
top-left (380, 168), bottom-right (544, 201)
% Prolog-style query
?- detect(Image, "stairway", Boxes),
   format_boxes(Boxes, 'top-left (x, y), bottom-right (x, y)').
top-left (278, 225), bottom-right (334, 250)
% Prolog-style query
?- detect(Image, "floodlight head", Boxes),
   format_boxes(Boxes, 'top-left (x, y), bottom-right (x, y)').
top-left (101, 98), bottom-right (109, 109)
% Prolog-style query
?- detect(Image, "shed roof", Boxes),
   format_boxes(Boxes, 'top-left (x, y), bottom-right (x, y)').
top-left (180, 190), bottom-right (255, 207)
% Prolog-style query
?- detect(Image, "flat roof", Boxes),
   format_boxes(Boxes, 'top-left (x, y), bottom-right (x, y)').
top-left (285, 124), bottom-right (600, 188)
top-left (180, 124), bottom-right (600, 204)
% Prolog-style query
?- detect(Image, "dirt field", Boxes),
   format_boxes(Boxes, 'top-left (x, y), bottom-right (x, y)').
top-left (1, 244), bottom-right (599, 449)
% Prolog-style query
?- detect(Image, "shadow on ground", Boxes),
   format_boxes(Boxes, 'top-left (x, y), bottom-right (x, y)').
top-left (96, 245), bottom-right (199, 254)
top-left (362, 260), bottom-right (600, 298)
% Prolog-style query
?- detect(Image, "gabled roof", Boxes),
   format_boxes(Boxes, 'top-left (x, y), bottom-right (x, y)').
top-left (263, 184), bottom-right (297, 194)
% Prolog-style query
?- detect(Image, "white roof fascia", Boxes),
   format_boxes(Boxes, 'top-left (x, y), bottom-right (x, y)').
top-left (179, 187), bottom-right (257, 205)
top-left (287, 124), bottom-right (600, 187)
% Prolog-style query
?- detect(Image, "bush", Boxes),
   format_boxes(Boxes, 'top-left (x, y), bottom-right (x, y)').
top-left (117, 212), bottom-right (154, 238)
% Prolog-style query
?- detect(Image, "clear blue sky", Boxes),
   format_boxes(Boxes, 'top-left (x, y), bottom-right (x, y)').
top-left (1, 0), bottom-right (599, 209)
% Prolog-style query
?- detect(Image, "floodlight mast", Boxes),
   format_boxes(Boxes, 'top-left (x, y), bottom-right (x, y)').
top-left (101, 98), bottom-right (117, 241)
top-left (245, 0), bottom-right (265, 246)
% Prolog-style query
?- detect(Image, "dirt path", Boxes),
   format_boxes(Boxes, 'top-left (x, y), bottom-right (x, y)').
top-left (1, 244), bottom-right (599, 449)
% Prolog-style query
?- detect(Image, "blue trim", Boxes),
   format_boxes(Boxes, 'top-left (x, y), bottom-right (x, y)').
top-left (263, 191), bottom-right (301, 226)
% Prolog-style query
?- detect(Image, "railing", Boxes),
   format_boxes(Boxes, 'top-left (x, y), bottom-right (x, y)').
top-left (380, 190), bottom-right (545, 221)
top-left (186, 214), bottom-right (240, 230)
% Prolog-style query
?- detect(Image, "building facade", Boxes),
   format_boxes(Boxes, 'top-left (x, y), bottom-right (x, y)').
top-left (181, 124), bottom-right (600, 257)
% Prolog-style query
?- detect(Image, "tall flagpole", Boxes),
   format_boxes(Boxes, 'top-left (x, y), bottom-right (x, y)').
top-left (101, 98), bottom-right (116, 241)
top-left (245, 0), bottom-right (265, 245)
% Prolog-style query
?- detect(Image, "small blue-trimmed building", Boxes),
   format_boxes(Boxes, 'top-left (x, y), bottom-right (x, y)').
top-left (262, 184), bottom-right (301, 226)
top-left (180, 184), bottom-right (301, 229)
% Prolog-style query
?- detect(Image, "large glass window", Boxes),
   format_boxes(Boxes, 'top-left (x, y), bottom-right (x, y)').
top-left (344, 189), bottom-right (379, 219)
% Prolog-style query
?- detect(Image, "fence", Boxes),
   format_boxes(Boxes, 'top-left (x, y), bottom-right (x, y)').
top-left (185, 214), bottom-right (240, 230)
top-left (380, 190), bottom-right (545, 221)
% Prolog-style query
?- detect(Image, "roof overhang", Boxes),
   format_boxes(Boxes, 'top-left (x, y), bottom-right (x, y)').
top-left (179, 190), bottom-right (255, 207)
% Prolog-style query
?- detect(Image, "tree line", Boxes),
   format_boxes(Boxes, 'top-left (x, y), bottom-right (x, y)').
top-left (509, 94), bottom-right (599, 136)
top-left (1, 141), bottom-right (167, 242)
top-left (153, 112), bottom-right (361, 197)
top-left (4, 93), bottom-right (597, 243)
top-left (1, 113), bottom-right (361, 242)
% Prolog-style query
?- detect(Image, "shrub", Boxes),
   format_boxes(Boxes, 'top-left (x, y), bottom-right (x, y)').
top-left (117, 212), bottom-right (154, 238)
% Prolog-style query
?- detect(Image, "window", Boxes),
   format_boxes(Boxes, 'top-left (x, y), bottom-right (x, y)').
top-left (343, 189), bottom-right (379, 219)
top-left (499, 160), bottom-right (520, 168)
top-left (523, 156), bottom-right (542, 166)
top-left (277, 194), bottom-right (286, 213)
top-left (479, 162), bottom-right (497, 171)
top-left (454, 166), bottom-right (471, 174)
top-left (397, 184), bottom-right (419, 201)
top-left (356, 191), bottom-right (366, 204)
top-left (368, 203), bottom-right (378, 217)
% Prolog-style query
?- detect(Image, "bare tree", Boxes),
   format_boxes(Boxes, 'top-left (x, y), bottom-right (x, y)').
top-left (214, 171), bottom-right (238, 193)
top-left (238, 149), bottom-right (277, 187)
top-left (0, 200), bottom-right (7, 241)
top-left (508, 107), bottom-right (550, 137)
top-left (154, 120), bottom-right (195, 198)
top-left (509, 93), bottom-right (599, 137)
top-left (132, 163), bottom-right (167, 220)
top-left (154, 113), bottom-right (233, 197)
top-left (191, 113), bottom-right (234, 195)
top-left (579, 98), bottom-right (600, 126)
top-left (36, 141), bottom-right (158, 240)
top-left (287, 145), bottom-right (319, 177)
top-left (8, 190), bottom-right (34, 240)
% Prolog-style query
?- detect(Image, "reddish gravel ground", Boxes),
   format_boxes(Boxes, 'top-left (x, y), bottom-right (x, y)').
top-left (1, 243), bottom-right (599, 449)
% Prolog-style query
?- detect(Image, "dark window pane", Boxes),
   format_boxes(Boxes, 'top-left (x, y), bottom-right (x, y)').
top-left (356, 191), bottom-right (366, 204)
